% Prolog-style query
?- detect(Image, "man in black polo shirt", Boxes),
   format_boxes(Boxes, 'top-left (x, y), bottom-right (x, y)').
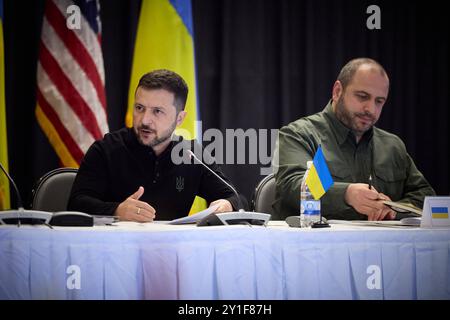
top-left (68, 69), bottom-right (242, 222)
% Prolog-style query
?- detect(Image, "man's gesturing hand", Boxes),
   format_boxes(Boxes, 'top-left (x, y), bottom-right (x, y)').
top-left (115, 186), bottom-right (156, 222)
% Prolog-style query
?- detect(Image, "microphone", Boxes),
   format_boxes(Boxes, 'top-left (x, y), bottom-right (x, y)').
top-left (187, 150), bottom-right (245, 211)
top-left (0, 162), bottom-right (52, 226)
top-left (0, 162), bottom-right (24, 210)
top-left (186, 150), bottom-right (271, 226)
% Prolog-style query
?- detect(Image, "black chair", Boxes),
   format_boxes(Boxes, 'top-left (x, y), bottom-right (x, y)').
top-left (32, 168), bottom-right (78, 212)
top-left (252, 173), bottom-right (276, 218)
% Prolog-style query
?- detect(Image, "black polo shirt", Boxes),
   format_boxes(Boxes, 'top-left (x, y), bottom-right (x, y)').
top-left (68, 127), bottom-right (241, 220)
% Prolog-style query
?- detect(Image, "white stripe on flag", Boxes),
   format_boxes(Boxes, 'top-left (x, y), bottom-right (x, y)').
top-left (41, 17), bottom-right (108, 135)
top-left (37, 63), bottom-right (95, 153)
top-left (53, 0), bottom-right (105, 83)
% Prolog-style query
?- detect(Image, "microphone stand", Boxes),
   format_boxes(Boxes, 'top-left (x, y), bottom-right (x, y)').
top-left (311, 215), bottom-right (330, 228)
top-left (187, 150), bottom-right (245, 210)
top-left (186, 150), bottom-right (271, 226)
top-left (0, 162), bottom-right (53, 226)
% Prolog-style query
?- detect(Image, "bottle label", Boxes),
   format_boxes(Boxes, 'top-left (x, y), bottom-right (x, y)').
top-left (302, 200), bottom-right (320, 215)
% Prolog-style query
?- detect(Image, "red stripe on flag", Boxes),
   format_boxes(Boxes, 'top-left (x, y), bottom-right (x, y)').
top-left (39, 42), bottom-right (103, 140)
top-left (37, 89), bottom-right (85, 164)
top-left (45, 0), bottom-right (106, 110)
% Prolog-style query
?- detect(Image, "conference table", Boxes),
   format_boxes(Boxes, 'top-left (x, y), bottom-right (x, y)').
top-left (0, 220), bottom-right (449, 300)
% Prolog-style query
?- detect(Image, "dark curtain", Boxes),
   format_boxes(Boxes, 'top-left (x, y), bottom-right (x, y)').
top-left (3, 0), bottom-right (449, 209)
top-left (193, 0), bottom-right (449, 201)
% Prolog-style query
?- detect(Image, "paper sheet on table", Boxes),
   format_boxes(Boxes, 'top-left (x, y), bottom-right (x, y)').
top-left (328, 218), bottom-right (421, 227)
top-left (92, 215), bottom-right (119, 226)
top-left (168, 204), bottom-right (220, 225)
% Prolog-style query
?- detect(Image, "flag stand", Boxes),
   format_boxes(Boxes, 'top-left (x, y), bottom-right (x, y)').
top-left (312, 215), bottom-right (330, 228)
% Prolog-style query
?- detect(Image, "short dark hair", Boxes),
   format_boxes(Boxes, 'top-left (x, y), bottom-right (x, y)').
top-left (136, 69), bottom-right (188, 112)
top-left (337, 58), bottom-right (389, 90)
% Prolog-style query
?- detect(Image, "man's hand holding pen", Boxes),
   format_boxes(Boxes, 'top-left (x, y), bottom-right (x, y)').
top-left (345, 183), bottom-right (396, 220)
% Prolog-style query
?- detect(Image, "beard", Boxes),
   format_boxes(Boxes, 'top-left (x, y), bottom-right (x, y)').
top-left (334, 96), bottom-right (376, 137)
top-left (135, 118), bottom-right (177, 148)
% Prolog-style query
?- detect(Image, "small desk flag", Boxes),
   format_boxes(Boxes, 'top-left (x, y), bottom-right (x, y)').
top-left (431, 207), bottom-right (449, 219)
top-left (305, 146), bottom-right (334, 200)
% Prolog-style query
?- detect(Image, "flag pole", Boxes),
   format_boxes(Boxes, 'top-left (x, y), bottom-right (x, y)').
top-left (312, 144), bottom-right (330, 228)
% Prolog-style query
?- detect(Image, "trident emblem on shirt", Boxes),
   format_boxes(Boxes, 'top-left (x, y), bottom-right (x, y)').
top-left (176, 176), bottom-right (184, 192)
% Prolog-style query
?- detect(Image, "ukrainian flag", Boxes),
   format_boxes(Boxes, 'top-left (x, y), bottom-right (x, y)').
top-left (431, 207), bottom-right (449, 219)
top-left (0, 0), bottom-right (10, 210)
top-left (127, 0), bottom-right (206, 214)
top-left (305, 146), bottom-right (334, 200)
top-left (126, 0), bottom-right (198, 137)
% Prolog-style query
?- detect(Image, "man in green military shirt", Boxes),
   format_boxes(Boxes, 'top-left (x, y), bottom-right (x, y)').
top-left (274, 58), bottom-right (435, 221)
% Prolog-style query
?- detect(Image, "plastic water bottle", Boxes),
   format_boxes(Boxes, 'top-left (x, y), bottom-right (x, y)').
top-left (300, 161), bottom-right (321, 227)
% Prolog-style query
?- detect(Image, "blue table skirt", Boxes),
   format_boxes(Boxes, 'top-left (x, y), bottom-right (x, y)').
top-left (0, 223), bottom-right (449, 300)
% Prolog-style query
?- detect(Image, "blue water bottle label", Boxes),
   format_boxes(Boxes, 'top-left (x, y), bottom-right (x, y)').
top-left (303, 200), bottom-right (320, 215)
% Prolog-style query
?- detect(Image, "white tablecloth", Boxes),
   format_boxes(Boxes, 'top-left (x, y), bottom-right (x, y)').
top-left (0, 221), bottom-right (449, 299)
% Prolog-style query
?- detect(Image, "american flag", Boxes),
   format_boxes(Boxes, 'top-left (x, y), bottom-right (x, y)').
top-left (36, 0), bottom-right (108, 167)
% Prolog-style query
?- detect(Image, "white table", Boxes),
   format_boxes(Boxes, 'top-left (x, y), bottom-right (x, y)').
top-left (0, 221), bottom-right (449, 299)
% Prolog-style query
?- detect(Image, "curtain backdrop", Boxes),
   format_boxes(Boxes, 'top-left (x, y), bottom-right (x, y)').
top-left (4, 0), bottom-right (449, 208)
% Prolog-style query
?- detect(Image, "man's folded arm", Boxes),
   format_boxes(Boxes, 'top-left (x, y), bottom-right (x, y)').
top-left (320, 182), bottom-right (365, 220)
top-left (276, 125), bottom-right (363, 220)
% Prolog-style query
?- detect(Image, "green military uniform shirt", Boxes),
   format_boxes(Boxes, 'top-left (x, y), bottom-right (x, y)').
top-left (273, 101), bottom-right (435, 220)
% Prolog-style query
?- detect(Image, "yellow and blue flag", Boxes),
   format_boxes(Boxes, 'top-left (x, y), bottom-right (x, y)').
top-left (0, 0), bottom-right (10, 210)
top-left (305, 146), bottom-right (334, 200)
top-left (431, 207), bottom-right (449, 219)
top-left (126, 0), bottom-right (199, 138)
top-left (127, 0), bottom-right (206, 214)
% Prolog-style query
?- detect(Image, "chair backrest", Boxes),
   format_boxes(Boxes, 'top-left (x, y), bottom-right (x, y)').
top-left (252, 173), bottom-right (276, 217)
top-left (32, 168), bottom-right (78, 212)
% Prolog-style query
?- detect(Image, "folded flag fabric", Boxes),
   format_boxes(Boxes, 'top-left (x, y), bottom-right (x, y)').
top-left (305, 146), bottom-right (334, 200)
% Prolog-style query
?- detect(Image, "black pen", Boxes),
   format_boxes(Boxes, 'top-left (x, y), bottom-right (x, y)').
top-left (368, 174), bottom-right (372, 190)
